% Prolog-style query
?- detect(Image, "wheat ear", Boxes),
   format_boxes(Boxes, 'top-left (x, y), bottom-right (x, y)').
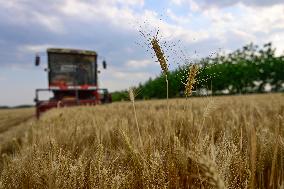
top-left (151, 37), bottom-right (169, 117)
top-left (185, 64), bottom-right (198, 97)
top-left (150, 37), bottom-right (168, 74)
top-left (188, 151), bottom-right (226, 189)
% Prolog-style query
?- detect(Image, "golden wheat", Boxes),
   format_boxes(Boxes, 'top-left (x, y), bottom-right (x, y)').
top-left (185, 64), bottom-right (199, 97)
top-left (0, 94), bottom-right (283, 188)
top-left (150, 37), bottom-right (168, 74)
top-left (250, 126), bottom-right (257, 189)
top-left (128, 87), bottom-right (143, 148)
top-left (188, 151), bottom-right (226, 189)
top-left (150, 36), bottom-right (170, 117)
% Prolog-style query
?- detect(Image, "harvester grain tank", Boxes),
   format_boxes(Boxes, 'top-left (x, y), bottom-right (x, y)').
top-left (34, 48), bottom-right (111, 117)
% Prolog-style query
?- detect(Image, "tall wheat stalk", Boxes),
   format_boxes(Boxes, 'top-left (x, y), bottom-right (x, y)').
top-left (250, 126), bottom-right (257, 189)
top-left (129, 88), bottom-right (143, 147)
top-left (166, 74), bottom-right (169, 117)
top-left (181, 64), bottom-right (199, 115)
top-left (151, 36), bottom-right (169, 117)
top-left (185, 64), bottom-right (198, 98)
top-left (269, 117), bottom-right (281, 187)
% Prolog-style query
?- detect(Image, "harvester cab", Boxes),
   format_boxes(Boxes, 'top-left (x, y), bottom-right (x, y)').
top-left (34, 48), bottom-right (111, 118)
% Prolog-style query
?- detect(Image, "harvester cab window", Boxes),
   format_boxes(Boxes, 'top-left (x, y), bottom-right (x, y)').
top-left (75, 64), bottom-right (88, 85)
top-left (48, 53), bottom-right (96, 86)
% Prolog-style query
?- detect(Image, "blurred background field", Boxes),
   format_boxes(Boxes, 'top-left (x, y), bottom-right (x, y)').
top-left (0, 108), bottom-right (34, 133)
top-left (0, 108), bottom-right (34, 170)
top-left (0, 93), bottom-right (283, 188)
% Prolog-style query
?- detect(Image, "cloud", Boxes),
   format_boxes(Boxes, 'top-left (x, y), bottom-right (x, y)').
top-left (203, 0), bottom-right (284, 7)
top-left (58, 0), bottom-right (140, 30)
top-left (99, 67), bottom-right (155, 91)
top-left (116, 0), bottom-right (144, 7)
top-left (32, 12), bottom-right (65, 34)
top-left (164, 2), bottom-right (284, 58)
top-left (125, 59), bottom-right (153, 68)
top-left (113, 71), bottom-right (151, 80)
top-left (21, 44), bottom-right (57, 53)
top-left (58, 0), bottom-right (209, 43)
top-left (0, 0), bottom-right (65, 34)
top-left (170, 0), bottom-right (200, 11)
top-left (172, 0), bottom-right (284, 8)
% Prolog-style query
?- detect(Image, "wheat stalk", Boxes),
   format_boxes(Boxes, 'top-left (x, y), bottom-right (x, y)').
top-left (197, 98), bottom-right (215, 142)
top-left (150, 37), bottom-right (168, 74)
top-left (250, 126), bottom-right (257, 189)
top-left (188, 151), bottom-right (226, 189)
top-left (269, 117), bottom-right (281, 187)
top-left (150, 36), bottom-right (169, 117)
top-left (185, 64), bottom-right (198, 97)
top-left (129, 87), bottom-right (143, 148)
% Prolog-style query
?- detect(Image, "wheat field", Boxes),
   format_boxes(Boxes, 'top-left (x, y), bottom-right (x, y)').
top-left (0, 108), bottom-right (34, 169)
top-left (0, 94), bottom-right (283, 188)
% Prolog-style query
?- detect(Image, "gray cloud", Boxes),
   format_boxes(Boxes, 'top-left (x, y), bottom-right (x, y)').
top-left (200, 0), bottom-right (284, 7)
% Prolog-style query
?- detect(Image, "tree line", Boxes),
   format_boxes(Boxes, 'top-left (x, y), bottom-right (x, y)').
top-left (112, 42), bottom-right (284, 101)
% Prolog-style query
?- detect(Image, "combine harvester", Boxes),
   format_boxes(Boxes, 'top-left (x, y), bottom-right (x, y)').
top-left (34, 48), bottom-right (111, 118)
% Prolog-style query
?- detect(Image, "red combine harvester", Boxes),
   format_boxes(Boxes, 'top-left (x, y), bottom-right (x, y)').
top-left (34, 48), bottom-right (111, 118)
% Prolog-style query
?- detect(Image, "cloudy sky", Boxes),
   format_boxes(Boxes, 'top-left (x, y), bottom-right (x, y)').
top-left (0, 0), bottom-right (284, 106)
